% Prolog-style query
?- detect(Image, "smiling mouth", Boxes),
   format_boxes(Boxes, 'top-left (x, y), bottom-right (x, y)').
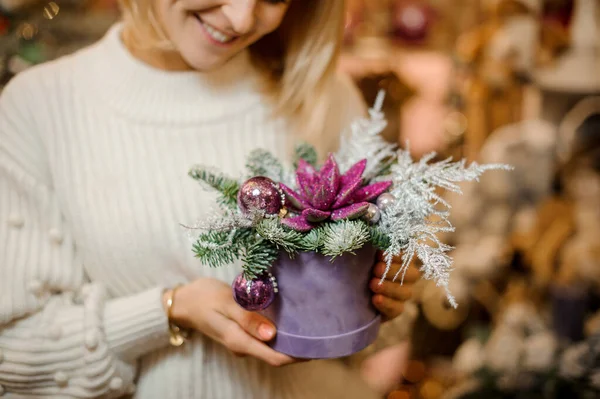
top-left (194, 14), bottom-right (237, 45)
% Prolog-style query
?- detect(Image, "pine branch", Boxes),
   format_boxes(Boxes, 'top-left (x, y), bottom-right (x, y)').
top-left (234, 227), bottom-right (256, 244)
top-left (299, 226), bottom-right (325, 252)
top-left (246, 149), bottom-right (285, 181)
top-left (189, 166), bottom-right (240, 209)
top-left (192, 230), bottom-right (242, 268)
top-left (321, 220), bottom-right (370, 258)
top-left (255, 218), bottom-right (304, 255)
top-left (369, 226), bottom-right (391, 251)
top-left (241, 239), bottom-right (280, 280)
top-left (293, 142), bottom-right (318, 169)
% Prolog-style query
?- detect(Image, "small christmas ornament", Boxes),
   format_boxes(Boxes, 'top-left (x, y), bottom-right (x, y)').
top-left (390, 0), bottom-right (433, 44)
top-left (232, 272), bottom-right (277, 311)
top-left (362, 203), bottom-right (381, 224)
top-left (376, 193), bottom-right (397, 211)
top-left (237, 176), bottom-right (283, 215)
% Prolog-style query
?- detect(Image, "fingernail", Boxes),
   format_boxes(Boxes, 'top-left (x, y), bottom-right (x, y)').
top-left (370, 279), bottom-right (380, 292)
top-left (259, 323), bottom-right (275, 340)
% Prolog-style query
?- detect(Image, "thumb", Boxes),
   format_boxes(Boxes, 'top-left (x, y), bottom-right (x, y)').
top-left (229, 305), bottom-right (277, 342)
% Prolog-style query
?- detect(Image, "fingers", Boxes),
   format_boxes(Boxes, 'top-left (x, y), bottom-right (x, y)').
top-left (372, 261), bottom-right (421, 283)
top-left (225, 302), bottom-right (277, 342)
top-left (222, 325), bottom-right (295, 367)
top-left (372, 294), bottom-right (405, 320)
top-left (211, 310), bottom-right (295, 367)
top-left (369, 278), bottom-right (413, 301)
top-left (242, 335), bottom-right (296, 367)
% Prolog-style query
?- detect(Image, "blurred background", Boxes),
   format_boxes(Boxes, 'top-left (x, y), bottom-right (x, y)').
top-left (1, 0), bottom-right (599, 398)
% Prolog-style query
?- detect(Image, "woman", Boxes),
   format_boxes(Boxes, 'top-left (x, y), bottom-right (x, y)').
top-left (0, 0), bottom-right (418, 397)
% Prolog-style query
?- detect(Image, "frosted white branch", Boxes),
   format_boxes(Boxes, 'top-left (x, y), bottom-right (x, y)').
top-left (336, 90), bottom-right (397, 180)
top-left (180, 209), bottom-right (265, 243)
top-left (375, 145), bottom-right (512, 308)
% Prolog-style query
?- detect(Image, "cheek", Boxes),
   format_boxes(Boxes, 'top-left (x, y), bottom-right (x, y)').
top-left (153, 0), bottom-right (173, 23)
top-left (156, 0), bottom-right (188, 34)
top-left (255, 7), bottom-right (288, 37)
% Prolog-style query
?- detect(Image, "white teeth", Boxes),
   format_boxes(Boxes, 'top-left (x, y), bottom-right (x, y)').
top-left (198, 18), bottom-right (233, 43)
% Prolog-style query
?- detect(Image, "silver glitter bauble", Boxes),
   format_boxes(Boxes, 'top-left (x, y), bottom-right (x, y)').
top-left (362, 203), bottom-right (381, 224)
top-left (376, 193), bottom-right (396, 211)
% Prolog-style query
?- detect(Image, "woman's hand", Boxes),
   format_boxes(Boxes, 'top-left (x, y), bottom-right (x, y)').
top-left (163, 278), bottom-right (295, 367)
top-left (370, 252), bottom-right (420, 321)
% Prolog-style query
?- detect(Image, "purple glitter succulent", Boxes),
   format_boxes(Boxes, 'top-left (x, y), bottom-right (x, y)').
top-left (280, 154), bottom-right (392, 232)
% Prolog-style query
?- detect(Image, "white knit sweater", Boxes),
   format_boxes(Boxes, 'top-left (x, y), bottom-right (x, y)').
top-left (0, 24), bottom-right (381, 398)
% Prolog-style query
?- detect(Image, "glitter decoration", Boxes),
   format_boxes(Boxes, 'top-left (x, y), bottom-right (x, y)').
top-left (237, 176), bottom-right (284, 215)
top-left (232, 272), bottom-right (277, 311)
top-left (187, 90), bottom-right (511, 310)
top-left (280, 154), bottom-right (392, 232)
top-left (376, 193), bottom-right (397, 211)
top-left (362, 203), bottom-right (381, 224)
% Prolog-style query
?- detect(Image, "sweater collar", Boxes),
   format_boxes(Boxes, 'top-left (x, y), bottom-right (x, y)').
top-left (79, 23), bottom-right (263, 124)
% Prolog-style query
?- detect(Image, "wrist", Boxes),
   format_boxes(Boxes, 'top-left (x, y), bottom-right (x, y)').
top-left (163, 285), bottom-right (193, 346)
top-left (162, 286), bottom-right (191, 329)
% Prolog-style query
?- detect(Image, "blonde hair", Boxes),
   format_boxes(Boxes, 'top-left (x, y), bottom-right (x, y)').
top-left (117, 0), bottom-right (346, 152)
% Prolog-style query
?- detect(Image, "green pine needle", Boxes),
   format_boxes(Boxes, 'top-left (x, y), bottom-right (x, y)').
top-left (321, 220), bottom-right (370, 259)
top-left (189, 167), bottom-right (239, 209)
top-left (255, 218), bottom-right (304, 255)
top-left (192, 228), bottom-right (255, 268)
top-left (293, 143), bottom-right (318, 169)
top-left (246, 149), bottom-right (285, 181)
top-left (242, 239), bottom-right (280, 280)
top-left (299, 226), bottom-right (325, 252)
top-left (192, 231), bottom-right (241, 268)
top-left (233, 228), bottom-right (256, 244)
top-left (369, 226), bottom-right (391, 251)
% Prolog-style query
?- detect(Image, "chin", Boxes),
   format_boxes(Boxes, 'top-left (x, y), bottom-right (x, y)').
top-left (180, 50), bottom-right (235, 72)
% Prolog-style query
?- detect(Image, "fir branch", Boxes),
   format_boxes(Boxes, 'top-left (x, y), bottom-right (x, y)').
top-left (321, 220), bottom-right (370, 259)
top-left (241, 239), bottom-right (280, 280)
top-left (369, 226), bottom-right (391, 251)
top-left (255, 218), bottom-right (304, 255)
top-left (293, 142), bottom-right (318, 169)
top-left (246, 149), bottom-right (285, 181)
top-left (234, 227), bottom-right (256, 244)
top-left (192, 230), bottom-right (242, 268)
top-left (189, 166), bottom-right (240, 209)
top-left (299, 226), bottom-right (325, 252)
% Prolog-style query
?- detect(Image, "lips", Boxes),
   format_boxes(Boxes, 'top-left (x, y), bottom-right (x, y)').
top-left (194, 14), bottom-right (237, 45)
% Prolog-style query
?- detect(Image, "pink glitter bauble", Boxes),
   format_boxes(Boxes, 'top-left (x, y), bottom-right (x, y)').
top-left (232, 273), bottom-right (277, 311)
top-left (237, 177), bottom-right (283, 215)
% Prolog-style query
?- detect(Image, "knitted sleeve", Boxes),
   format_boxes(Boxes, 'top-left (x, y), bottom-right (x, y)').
top-left (0, 71), bottom-right (170, 398)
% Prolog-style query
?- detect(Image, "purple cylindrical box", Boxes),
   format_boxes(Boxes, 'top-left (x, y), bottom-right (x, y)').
top-left (260, 245), bottom-right (381, 359)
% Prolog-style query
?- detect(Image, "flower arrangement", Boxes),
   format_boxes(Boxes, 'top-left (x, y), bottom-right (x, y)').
top-left (184, 92), bottom-right (509, 358)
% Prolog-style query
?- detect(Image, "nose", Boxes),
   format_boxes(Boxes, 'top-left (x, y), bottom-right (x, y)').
top-left (225, 0), bottom-right (257, 35)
